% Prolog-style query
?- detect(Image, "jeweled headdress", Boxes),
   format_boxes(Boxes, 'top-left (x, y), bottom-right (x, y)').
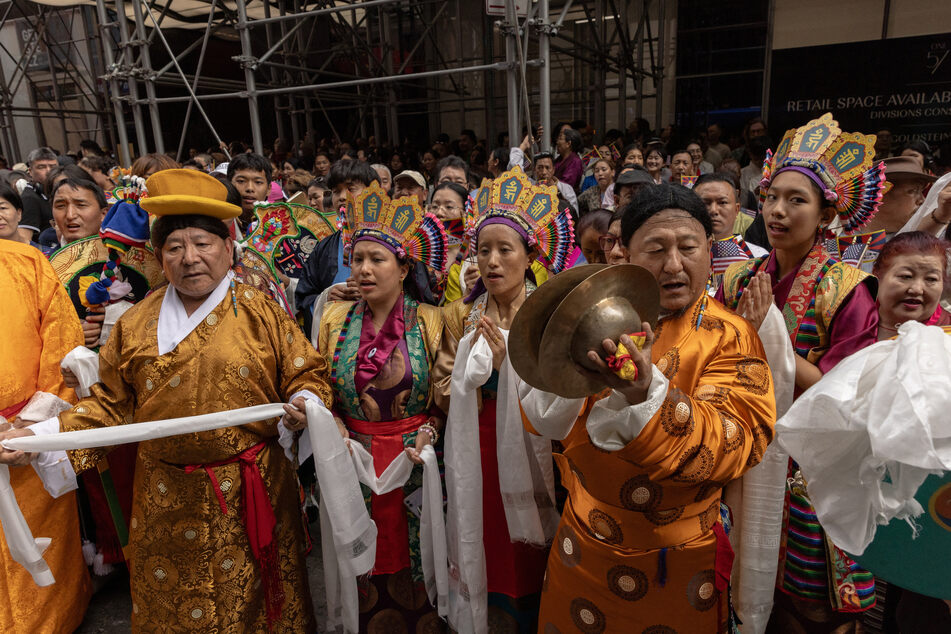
top-left (759, 112), bottom-right (886, 233)
top-left (466, 166), bottom-right (575, 274)
top-left (342, 181), bottom-right (448, 272)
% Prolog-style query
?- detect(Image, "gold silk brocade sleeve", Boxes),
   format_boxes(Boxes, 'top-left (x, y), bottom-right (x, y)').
top-left (432, 298), bottom-right (471, 415)
top-left (616, 308), bottom-right (776, 484)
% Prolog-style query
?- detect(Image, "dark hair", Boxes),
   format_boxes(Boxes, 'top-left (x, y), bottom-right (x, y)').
top-left (78, 155), bottom-right (113, 174)
top-left (51, 177), bottom-right (107, 209)
top-left (670, 148), bottom-right (691, 160)
top-left (210, 172), bottom-right (243, 207)
top-left (79, 139), bottom-right (102, 155)
top-left (575, 208), bottom-right (612, 239)
top-left (307, 177), bottom-right (328, 191)
top-left (901, 140), bottom-right (934, 171)
top-left (181, 158), bottom-right (204, 170)
top-left (490, 147), bottom-right (510, 169)
top-left (327, 159), bottom-right (379, 190)
top-left (620, 144), bottom-right (642, 162)
top-left (872, 231), bottom-right (950, 279)
top-left (436, 155), bottom-right (470, 181)
top-left (534, 152), bottom-right (554, 165)
top-left (460, 129), bottom-right (476, 143)
top-left (620, 183), bottom-right (712, 244)
top-left (431, 181), bottom-right (469, 205)
top-left (0, 180), bottom-right (22, 210)
top-left (49, 163), bottom-right (92, 186)
top-left (227, 153), bottom-right (272, 182)
top-left (131, 153), bottom-right (180, 178)
top-left (281, 157), bottom-right (299, 170)
top-left (747, 135), bottom-right (773, 161)
top-left (695, 171), bottom-right (739, 192)
top-left (151, 214), bottom-right (231, 250)
top-left (561, 128), bottom-right (582, 153)
top-left (645, 146), bottom-right (665, 160)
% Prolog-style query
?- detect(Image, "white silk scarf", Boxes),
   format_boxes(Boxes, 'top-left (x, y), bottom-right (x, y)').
top-left (1, 400), bottom-right (448, 634)
top-left (444, 330), bottom-right (558, 634)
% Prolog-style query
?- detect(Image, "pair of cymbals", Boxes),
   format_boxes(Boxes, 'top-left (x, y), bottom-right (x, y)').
top-left (509, 264), bottom-right (660, 398)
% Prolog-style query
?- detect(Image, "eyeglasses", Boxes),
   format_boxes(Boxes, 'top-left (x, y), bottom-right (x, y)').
top-left (427, 203), bottom-right (462, 214)
top-left (598, 234), bottom-right (624, 251)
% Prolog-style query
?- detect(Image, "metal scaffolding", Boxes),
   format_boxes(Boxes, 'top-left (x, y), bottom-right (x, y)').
top-left (8, 0), bottom-right (670, 162)
top-left (0, 0), bottom-right (116, 162)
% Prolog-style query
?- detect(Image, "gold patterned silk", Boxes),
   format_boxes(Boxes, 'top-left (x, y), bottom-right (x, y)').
top-left (58, 282), bottom-right (332, 632)
top-left (532, 295), bottom-right (777, 633)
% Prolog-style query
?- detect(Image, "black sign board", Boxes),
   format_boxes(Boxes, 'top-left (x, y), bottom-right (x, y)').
top-left (768, 34), bottom-right (951, 146)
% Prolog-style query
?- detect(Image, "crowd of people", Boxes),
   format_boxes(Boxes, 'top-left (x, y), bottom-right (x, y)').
top-left (0, 108), bottom-right (950, 634)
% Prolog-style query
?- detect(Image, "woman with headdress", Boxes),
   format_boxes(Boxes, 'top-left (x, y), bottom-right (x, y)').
top-left (719, 113), bottom-right (885, 631)
top-left (433, 167), bottom-right (575, 632)
top-left (316, 183), bottom-right (449, 633)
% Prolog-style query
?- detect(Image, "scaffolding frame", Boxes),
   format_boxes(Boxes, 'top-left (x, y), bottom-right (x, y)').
top-left (7, 0), bottom-right (670, 162)
top-left (0, 0), bottom-right (117, 162)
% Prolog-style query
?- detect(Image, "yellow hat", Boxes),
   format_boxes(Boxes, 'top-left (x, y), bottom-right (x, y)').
top-left (140, 169), bottom-right (242, 220)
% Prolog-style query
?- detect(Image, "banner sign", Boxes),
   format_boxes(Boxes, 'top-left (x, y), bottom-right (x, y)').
top-left (769, 34), bottom-right (951, 146)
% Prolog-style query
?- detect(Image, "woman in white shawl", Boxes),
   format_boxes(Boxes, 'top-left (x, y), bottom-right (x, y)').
top-left (432, 167), bottom-right (574, 633)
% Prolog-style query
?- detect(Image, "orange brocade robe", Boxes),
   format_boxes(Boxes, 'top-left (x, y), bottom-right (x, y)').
top-left (0, 240), bottom-right (91, 633)
top-left (57, 282), bottom-right (332, 632)
top-left (526, 295), bottom-right (776, 633)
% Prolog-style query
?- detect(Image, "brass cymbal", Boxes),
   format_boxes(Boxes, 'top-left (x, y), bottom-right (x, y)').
top-left (537, 264), bottom-right (660, 398)
top-left (509, 264), bottom-right (607, 392)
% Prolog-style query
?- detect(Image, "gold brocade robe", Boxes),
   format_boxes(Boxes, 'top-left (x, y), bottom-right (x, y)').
top-left (0, 240), bottom-right (91, 634)
top-left (58, 282), bottom-right (332, 633)
top-left (526, 295), bottom-right (776, 633)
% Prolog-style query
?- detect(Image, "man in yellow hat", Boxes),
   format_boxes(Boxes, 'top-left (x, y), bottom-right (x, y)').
top-left (0, 169), bottom-right (333, 632)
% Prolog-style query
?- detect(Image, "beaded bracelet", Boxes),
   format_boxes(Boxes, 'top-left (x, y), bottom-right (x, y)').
top-left (418, 423), bottom-right (439, 446)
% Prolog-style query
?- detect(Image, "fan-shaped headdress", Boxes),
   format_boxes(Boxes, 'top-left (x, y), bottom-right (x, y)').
top-left (759, 112), bottom-right (885, 233)
top-left (342, 182), bottom-right (448, 273)
top-left (466, 166), bottom-right (575, 274)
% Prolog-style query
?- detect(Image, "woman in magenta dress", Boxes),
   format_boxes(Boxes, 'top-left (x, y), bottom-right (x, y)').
top-left (719, 113), bottom-right (886, 632)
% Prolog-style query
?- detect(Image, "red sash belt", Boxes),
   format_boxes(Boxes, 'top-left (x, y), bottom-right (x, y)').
top-left (0, 398), bottom-right (29, 420)
top-left (184, 440), bottom-right (284, 628)
top-left (343, 413), bottom-right (428, 575)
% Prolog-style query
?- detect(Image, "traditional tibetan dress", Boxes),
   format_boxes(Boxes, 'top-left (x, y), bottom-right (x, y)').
top-left (434, 289), bottom-right (554, 631)
top-left (720, 243), bottom-right (880, 615)
top-left (55, 282), bottom-right (331, 632)
top-left (521, 293), bottom-right (776, 633)
top-left (318, 295), bottom-right (445, 633)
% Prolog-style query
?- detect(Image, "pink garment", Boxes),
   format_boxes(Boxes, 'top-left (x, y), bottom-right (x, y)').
top-left (354, 295), bottom-right (406, 394)
top-left (267, 181), bottom-right (284, 202)
top-left (554, 152), bottom-right (583, 192)
top-left (713, 252), bottom-right (879, 377)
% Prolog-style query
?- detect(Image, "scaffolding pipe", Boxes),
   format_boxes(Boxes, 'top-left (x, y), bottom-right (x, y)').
top-left (139, 0), bottom-right (230, 159)
top-left (504, 0), bottom-right (519, 151)
top-left (245, 0), bottom-right (405, 27)
top-left (539, 0), bottom-right (551, 149)
top-left (114, 0), bottom-right (147, 154)
top-left (655, 0), bottom-right (665, 125)
top-left (234, 0), bottom-right (263, 154)
top-left (130, 0), bottom-right (164, 152)
top-left (175, 0), bottom-right (217, 161)
top-left (94, 0), bottom-right (130, 165)
top-left (145, 60), bottom-right (525, 103)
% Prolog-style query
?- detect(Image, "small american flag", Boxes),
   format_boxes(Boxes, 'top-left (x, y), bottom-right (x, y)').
top-left (711, 236), bottom-right (755, 276)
